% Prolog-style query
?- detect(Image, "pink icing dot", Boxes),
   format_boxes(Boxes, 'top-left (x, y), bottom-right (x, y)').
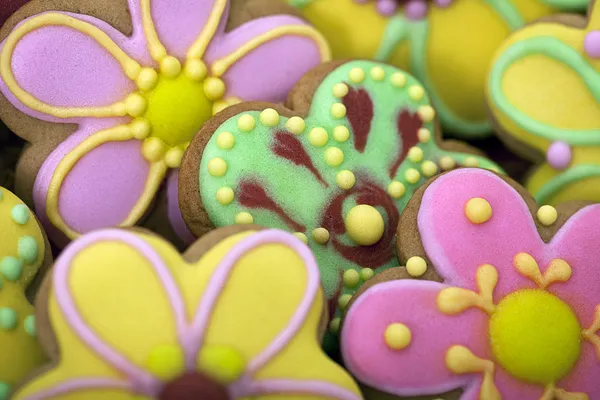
top-left (434, 0), bottom-right (453, 6)
top-left (377, 0), bottom-right (398, 15)
top-left (584, 31), bottom-right (600, 58)
top-left (404, 0), bottom-right (428, 20)
top-left (546, 141), bottom-right (572, 170)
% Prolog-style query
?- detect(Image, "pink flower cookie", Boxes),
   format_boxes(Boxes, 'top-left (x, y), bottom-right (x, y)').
top-left (341, 168), bottom-right (600, 399)
top-left (0, 0), bottom-right (330, 247)
top-left (13, 227), bottom-right (362, 399)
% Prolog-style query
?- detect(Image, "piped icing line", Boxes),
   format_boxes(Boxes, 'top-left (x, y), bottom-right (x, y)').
top-left (533, 165), bottom-right (600, 204)
top-left (20, 379), bottom-right (134, 400)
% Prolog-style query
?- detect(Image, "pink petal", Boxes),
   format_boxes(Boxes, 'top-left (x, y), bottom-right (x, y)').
top-left (206, 15), bottom-right (326, 102)
top-left (149, 0), bottom-right (228, 60)
top-left (417, 169), bottom-right (544, 296)
top-left (166, 170), bottom-right (196, 245)
top-left (341, 280), bottom-right (489, 397)
top-left (559, 342), bottom-right (600, 397)
top-left (1, 12), bottom-right (137, 122)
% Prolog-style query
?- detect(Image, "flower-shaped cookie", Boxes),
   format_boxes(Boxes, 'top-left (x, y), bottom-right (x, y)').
top-left (342, 168), bottom-right (600, 399)
top-left (0, 0), bottom-right (329, 247)
top-left (488, 5), bottom-right (600, 206)
top-left (291, 0), bottom-right (587, 137)
top-left (13, 227), bottom-right (362, 400)
top-left (179, 60), bottom-right (501, 344)
top-left (0, 187), bottom-right (50, 399)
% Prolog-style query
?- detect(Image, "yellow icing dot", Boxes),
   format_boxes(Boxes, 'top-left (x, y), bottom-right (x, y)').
top-left (464, 157), bottom-right (480, 167)
top-left (216, 187), bottom-right (234, 205)
top-left (407, 147), bottom-right (423, 163)
top-left (165, 147), bottom-right (184, 168)
top-left (421, 161), bottom-right (438, 177)
top-left (329, 317), bottom-right (341, 334)
top-left (465, 197), bottom-right (492, 224)
top-left (130, 118), bottom-right (151, 140)
top-left (312, 228), bottom-right (330, 244)
top-left (336, 170), bottom-right (356, 190)
top-left (361, 268), bottom-right (374, 281)
top-left (235, 212), bottom-right (254, 224)
top-left (489, 290), bottom-right (581, 384)
top-left (141, 137), bottom-right (168, 162)
top-left (406, 256), bottom-right (427, 277)
top-left (285, 116), bottom-right (306, 134)
top-left (348, 67), bottom-right (365, 83)
top-left (405, 168), bottom-right (421, 184)
top-left (293, 232), bottom-right (308, 244)
top-left (390, 72), bottom-right (406, 87)
top-left (237, 114), bottom-right (255, 132)
top-left (259, 108), bottom-right (280, 127)
top-left (136, 68), bottom-right (158, 91)
top-left (309, 127), bottom-right (329, 147)
top-left (125, 93), bottom-right (148, 117)
top-left (160, 56), bottom-right (182, 78)
top-left (439, 156), bottom-right (456, 170)
top-left (384, 323), bottom-right (412, 350)
top-left (325, 147), bottom-right (344, 167)
top-left (197, 345), bottom-right (246, 384)
top-left (208, 158), bottom-right (228, 177)
top-left (343, 269), bottom-right (360, 288)
top-left (408, 85), bottom-right (425, 101)
top-left (216, 132), bottom-right (235, 150)
top-left (537, 205), bottom-right (558, 226)
top-left (203, 77), bottom-right (226, 101)
top-left (370, 66), bottom-right (385, 81)
top-left (331, 103), bottom-right (347, 119)
top-left (338, 294), bottom-right (353, 310)
top-left (417, 105), bottom-right (435, 123)
top-left (184, 59), bottom-right (207, 81)
top-left (418, 128), bottom-right (431, 143)
top-left (212, 101), bottom-right (229, 115)
top-left (333, 126), bottom-right (350, 142)
top-left (345, 205), bottom-right (385, 246)
top-left (332, 83), bottom-right (349, 98)
top-left (387, 181), bottom-right (405, 199)
top-left (147, 345), bottom-right (185, 380)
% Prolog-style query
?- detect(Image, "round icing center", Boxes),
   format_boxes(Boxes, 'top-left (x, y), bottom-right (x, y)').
top-left (489, 289), bottom-right (581, 384)
top-left (143, 74), bottom-right (213, 147)
top-left (159, 372), bottom-right (230, 400)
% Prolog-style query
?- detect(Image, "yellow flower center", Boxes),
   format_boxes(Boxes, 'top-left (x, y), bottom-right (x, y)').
top-left (489, 289), bottom-right (581, 385)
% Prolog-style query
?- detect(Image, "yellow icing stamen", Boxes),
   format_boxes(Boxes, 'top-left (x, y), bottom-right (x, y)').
top-left (187, 0), bottom-right (228, 60)
top-left (203, 77), bottom-right (226, 101)
top-left (140, 0), bottom-right (168, 62)
top-left (197, 345), bottom-right (246, 384)
top-left (583, 305), bottom-right (600, 360)
top-left (513, 253), bottom-right (572, 288)
top-left (0, 13), bottom-right (141, 119)
top-left (541, 384), bottom-right (589, 400)
top-left (184, 59), bottom-right (208, 82)
top-left (445, 346), bottom-right (500, 400)
top-left (136, 68), bottom-right (159, 92)
top-left (160, 56), bottom-right (182, 78)
top-left (211, 26), bottom-right (330, 77)
top-left (437, 264), bottom-right (497, 315)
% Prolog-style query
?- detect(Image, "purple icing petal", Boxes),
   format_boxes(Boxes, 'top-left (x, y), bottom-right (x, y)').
top-left (584, 31), bottom-right (600, 59)
top-left (546, 141), bottom-right (572, 170)
top-left (241, 379), bottom-right (362, 400)
top-left (166, 170), bottom-right (196, 245)
top-left (20, 378), bottom-right (133, 400)
top-left (377, 0), bottom-right (398, 16)
top-left (404, 0), bottom-right (429, 20)
top-left (434, 0), bottom-right (453, 7)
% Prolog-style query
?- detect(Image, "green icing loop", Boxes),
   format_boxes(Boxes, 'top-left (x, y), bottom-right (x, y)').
top-left (0, 382), bottom-right (10, 400)
top-left (10, 204), bottom-right (30, 225)
top-left (539, 0), bottom-right (589, 10)
top-left (489, 36), bottom-right (600, 145)
top-left (485, 0), bottom-right (524, 30)
top-left (534, 164), bottom-right (600, 204)
top-left (18, 236), bottom-right (39, 265)
top-left (0, 257), bottom-right (22, 282)
top-left (0, 308), bottom-right (17, 330)
top-left (287, 0), bottom-right (313, 8)
top-left (24, 315), bottom-right (36, 337)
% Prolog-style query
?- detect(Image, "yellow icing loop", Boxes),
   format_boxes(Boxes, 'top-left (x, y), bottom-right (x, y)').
top-left (187, 0), bottom-right (228, 59)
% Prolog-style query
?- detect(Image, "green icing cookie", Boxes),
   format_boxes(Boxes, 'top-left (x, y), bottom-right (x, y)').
top-left (181, 60), bottom-right (502, 341)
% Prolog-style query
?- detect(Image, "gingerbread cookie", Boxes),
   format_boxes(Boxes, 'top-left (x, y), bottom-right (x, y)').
top-left (341, 168), bottom-right (600, 399)
top-left (0, 0), bottom-right (330, 248)
top-left (179, 60), bottom-right (501, 349)
top-left (487, 4), bottom-right (600, 206)
top-left (0, 187), bottom-right (51, 400)
top-left (12, 227), bottom-right (362, 400)
top-left (290, 0), bottom-right (587, 137)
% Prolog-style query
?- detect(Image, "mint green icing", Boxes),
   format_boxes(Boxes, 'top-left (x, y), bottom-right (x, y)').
top-left (10, 204), bottom-right (30, 225)
top-left (0, 189), bottom-right (3, 202)
top-left (489, 36), bottom-right (600, 145)
top-left (533, 164), bottom-right (600, 204)
top-left (18, 236), bottom-right (38, 265)
top-left (288, 0), bottom-right (314, 8)
top-left (0, 257), bottom-right (22, 282)
top-left (0, 308), bottom-right (17, 330)
top-left (539, 0), bottom-right (589, 10)
top-left (24, 315), bottom-right (36, 337)
top-left (198, 61), bottom-right (502, 310)
top-left (485, 0), bottom-right (524, 30)
top-left (0, 383), bottom-right (10, 400)
top-left (375, 15), bottom-right (410, 61)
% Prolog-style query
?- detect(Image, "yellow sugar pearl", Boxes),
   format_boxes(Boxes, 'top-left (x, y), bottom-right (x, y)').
top-left (465, 197), bottom-right (492, 224)
top-left (407, 147), bottom-right (423, 163)
top-left (370, 66), bottom-right (385, 81)
top-left (406, 256), bottom-right (427, 277)
top-left (235, 212), bottom-right (254, 224)
top-left (348, 67), bottom-right (365, 83)
top-left (312, 228), bottom-right (330, 244)
top-left (130, 118), bottom-right (151, 140)
top-left (421, 160), bottom-right (438, 177)
top-left (165, 147), bottom-right (184, 168)
top-left (405, 168), bottom-right (421, 184)
top-left (260, 108), bottom-right (280, 127)
top-left (336, 170), bottom-right (356, 190)
top-left (464, 157), bottom-right (480, 167)
top-left (345, 205), bottom-right (384, 246)
top-left (417, 105), bottom-right (435, 123)
top-left (332, 83), bottom-right (349, 98)
top-left (331, 103), bottom-right (347, 119)
top-left (361, 268), bottom-right (374, 281)
top-left (136, 68), bottom-right (158, 91)
top-left (208, 158), bottom-right (228, 177)
top-left (216, 187), bottom-right (234, 205)
top-left (439, 156), bottom-right (456, 170)
top-left (338, 294), bottom-right (353, 310)
top-left (408, 85), bottom-right (425, 101)
top-left (384, 323), bottom-right (412, 350)
top-left (204, 77), bottom-right (226, 101)
top-left (309, 127), bottom-right (329, 147)
top-left (184, 59), bottom-right (208, 81)
top-left (329, 317), bottom-right (341, 334)
top-left (391, 72), bottom-right (406, 87)
top-left (388, 181), bottom-right (406, 199)
top-left (125, 93), bottom-right (148, 117)
top-left (418, 128), bottom-right (431, 143)
top-left (325, 147), bottom-right (344, 167)
top-left (217, 132), bottom-right (235, 150)
top-left (142, 137), bottom-right (168, 162)
top-left (286, 116), bottom-right (306, 134)
top-left (237, 114), bottom-right (255, 132)
top-left (147, 345), bottom-right (185, 380)
top-left (333, 126), bottom-right (350, 142)
top-left (293, 232), bottom-right (308, 244)
top-left (537, 205), bottom-right (558, 226)
top-left (343, 269), bottom-right (360, 288)
top-left (160, 56), bottom-right (182, 78)
top-left (197, 345), bottom-right (246, 384)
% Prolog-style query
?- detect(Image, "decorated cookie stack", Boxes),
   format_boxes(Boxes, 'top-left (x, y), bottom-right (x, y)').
top-left (1, 0), bottom-right (600, 398)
